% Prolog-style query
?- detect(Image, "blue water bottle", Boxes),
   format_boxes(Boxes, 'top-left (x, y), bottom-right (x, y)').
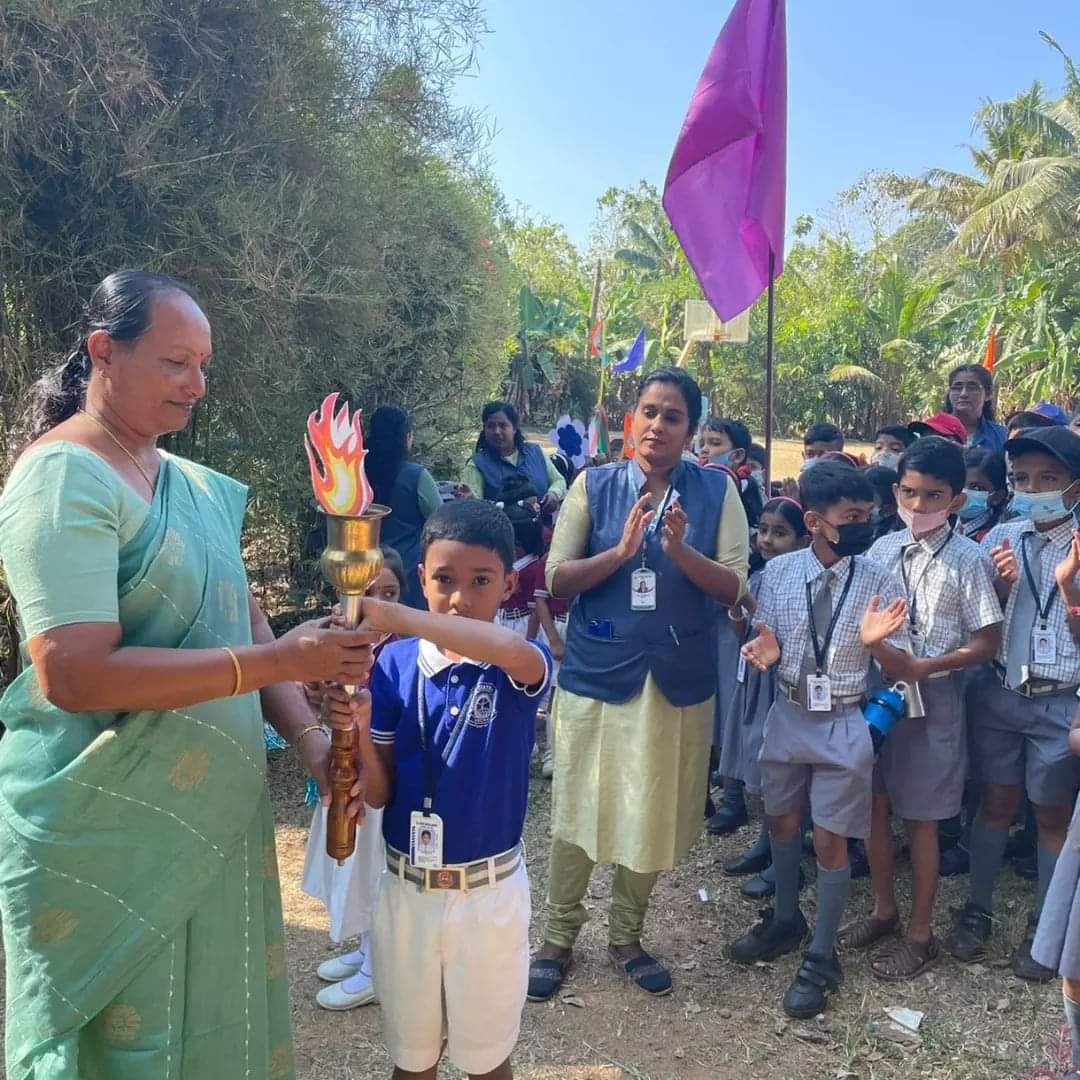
top-left (863, 683), bottom-right (906, 755)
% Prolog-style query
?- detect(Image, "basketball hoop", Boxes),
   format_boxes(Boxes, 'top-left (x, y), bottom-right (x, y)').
top-left (683, 300), bottom-right (750, 348)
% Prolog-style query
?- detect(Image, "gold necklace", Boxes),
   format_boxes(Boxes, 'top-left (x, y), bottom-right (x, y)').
top-left (81, 410), bottom-right (157, 495)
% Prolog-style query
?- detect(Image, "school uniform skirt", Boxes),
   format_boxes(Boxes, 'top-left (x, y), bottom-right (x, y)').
top-left (713, 613), bottom-right (742, 755)
top-left (1033, 792), bottom-right (1080, 979)
top-left (719, 663), bottom-right (775, 796)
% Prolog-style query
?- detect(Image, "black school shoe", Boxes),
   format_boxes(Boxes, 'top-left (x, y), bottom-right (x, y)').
top-left (707, 801), bottom-right (748, 835)
top-left (726, 907), bottom-right (809, 964)
top-left (939, 844), bottom-right (970, 877)
top-left (741, 866), bottom-right (805, 900)
top-left (783, 951), bottom-right (843, 1019)
top-left (943, 902), bottom-right (992, 961)
top-left (1011, 913), bottom-right (1054, 983)
top-left (724, 847), bottom-right (772, 877)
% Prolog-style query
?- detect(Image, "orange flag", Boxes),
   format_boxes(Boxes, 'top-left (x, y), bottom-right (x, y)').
top-left (983, 327), bottom-right (997, 372)
top-left (622, 412), bottom-right (635, 459)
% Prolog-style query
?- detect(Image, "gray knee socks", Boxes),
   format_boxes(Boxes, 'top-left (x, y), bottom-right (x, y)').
top-left (810, 863), bottom-right (851, 958)
top-left (1037, 845), bottom-right (1059, 916)
top-left (968, 820), bottom-right (1009, 912)
top-left (772, 835), bottom-right (803, 923)
top-left (1065, 992), bottom-right (1080, 1069)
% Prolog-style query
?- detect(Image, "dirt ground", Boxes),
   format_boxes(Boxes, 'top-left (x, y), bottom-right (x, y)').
top-left (264, 749), bottom-right (1066, 1080)
top-left (0, 729), bottom-right (1064, 1080)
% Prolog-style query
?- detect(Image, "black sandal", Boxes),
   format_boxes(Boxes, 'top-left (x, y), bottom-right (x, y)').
top-left (527, 952), bottom-right (573, 1002)
top-left (608, 946), bottom-right (673, 996)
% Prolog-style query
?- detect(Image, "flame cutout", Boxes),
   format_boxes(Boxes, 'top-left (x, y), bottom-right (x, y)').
top-left (304, 393), bottom-right (374, 517)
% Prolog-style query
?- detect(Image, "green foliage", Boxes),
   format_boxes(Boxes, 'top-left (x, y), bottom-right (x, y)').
top-left (0, 0), bottom-right (510, 538)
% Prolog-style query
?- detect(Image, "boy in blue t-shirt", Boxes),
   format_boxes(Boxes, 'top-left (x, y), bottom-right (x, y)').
top-left (331, 499), bottom-right (551, 1080)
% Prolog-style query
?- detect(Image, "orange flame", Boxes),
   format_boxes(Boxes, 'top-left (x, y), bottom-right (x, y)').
top-left (304, 393), bottom-right (374, 517)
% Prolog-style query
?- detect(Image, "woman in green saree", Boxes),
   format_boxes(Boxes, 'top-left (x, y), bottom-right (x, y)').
top-left (0, 271), bottom-right (375, 1079)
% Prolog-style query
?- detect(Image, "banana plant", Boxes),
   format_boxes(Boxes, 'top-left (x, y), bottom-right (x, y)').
top-left (506, 285), bottom-right (582, 420)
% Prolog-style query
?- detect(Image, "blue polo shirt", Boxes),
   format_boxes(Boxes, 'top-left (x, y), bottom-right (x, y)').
top-left (370, 636), bottom-right (552, 865)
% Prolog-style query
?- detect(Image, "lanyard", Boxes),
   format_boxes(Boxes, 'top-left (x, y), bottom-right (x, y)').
top-left (415, 670), bottom-right (485, 812)
top-left (804, 561), bottom-right (857, 675)
top-left (1021, 533), bottom-right (1058, 627)
top-left (899, 531), bottom-right (953, 631)
top-left (641, 483), bottom-right (675, 568)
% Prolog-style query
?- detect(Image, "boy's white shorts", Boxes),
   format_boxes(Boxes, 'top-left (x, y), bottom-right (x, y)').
top-left (372, 857), bottom-right (531, 1074)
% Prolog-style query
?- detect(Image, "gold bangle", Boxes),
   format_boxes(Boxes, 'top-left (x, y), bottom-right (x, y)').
top-left (297, 723), bottom-right (329, 745)
top-left (222, 646), bottom-right (243, 697)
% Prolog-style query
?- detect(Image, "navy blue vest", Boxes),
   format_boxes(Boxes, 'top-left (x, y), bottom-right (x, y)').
top-left (559, 461), bottom-right (729, 707)
top-left (472, 442), bottom-right (550, 500)
top-left (380, 462), bottom-right (427, 609)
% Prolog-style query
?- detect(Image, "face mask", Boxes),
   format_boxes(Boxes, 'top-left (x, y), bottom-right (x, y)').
top-left (1010, 488), bottom-right (1077, 524)
top-left (958, 488), bottom-right (989, 522)
top-left (871, 450), bottom-right (901, 470)
top-left (751, 471), bottom-right (767, 499)
top-left (707, 451), bottom-right (734, 468)
top-left (823, 520), bottom-right (875, 558)
top-left (896, 504), bottom-right (953, 536)
top-left (801, 457), bottom-right (818, 473)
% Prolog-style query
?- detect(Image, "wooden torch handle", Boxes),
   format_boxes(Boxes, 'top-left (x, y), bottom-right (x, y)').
top-left (326, 687), bottom-right (359, 865)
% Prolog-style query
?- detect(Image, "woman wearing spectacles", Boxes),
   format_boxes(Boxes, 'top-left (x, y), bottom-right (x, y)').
top-left (942, 363), bottom-right (1007, 451)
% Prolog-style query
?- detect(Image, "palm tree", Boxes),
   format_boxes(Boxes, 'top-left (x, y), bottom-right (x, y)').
top-left (910, 35), bottom-right (1080, 266)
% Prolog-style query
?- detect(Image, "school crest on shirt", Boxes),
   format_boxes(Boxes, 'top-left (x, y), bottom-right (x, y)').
top-left (466, 682), bottom-right (497, 728)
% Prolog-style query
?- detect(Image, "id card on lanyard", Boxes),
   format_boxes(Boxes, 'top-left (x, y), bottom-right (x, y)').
top-left (409, 671), bottom-right (482, 869)
top-left (630, 481), bottom-right (674, 612)
top-left (899, 532), bottom-right (952, 657)
top-left (1022, 534), bottom-right (1059, 665)
top-left (804, 563), bottom-right (856, 711)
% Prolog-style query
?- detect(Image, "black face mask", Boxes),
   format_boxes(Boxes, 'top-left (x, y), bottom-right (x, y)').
top-left (825, 520), bottom-right (875, 558)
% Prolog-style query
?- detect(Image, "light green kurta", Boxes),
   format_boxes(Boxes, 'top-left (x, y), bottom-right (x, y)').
top-left (547, 470), bottom-right (748, 874)
top-left (0, 443), bottom-right (294, 1080)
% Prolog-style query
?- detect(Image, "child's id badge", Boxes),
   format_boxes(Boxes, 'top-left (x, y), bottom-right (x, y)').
top-left (736, 653), bottom-right (748, 684)
top-left (1033, 628), bottom-right (1058, 664)
top-left (409, 811), bottom-right (444, 869)
top-left (631, 567), bottom-right (657, 610)
top-left (806, 674), bottom-right (833, 712)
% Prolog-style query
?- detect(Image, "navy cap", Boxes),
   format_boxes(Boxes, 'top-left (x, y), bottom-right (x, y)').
top-left (1005, 424), bottom-right (1080, 478)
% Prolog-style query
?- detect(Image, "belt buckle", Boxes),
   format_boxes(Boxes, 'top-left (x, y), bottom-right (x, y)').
top-left (424, 866), bottom-right (467, 892)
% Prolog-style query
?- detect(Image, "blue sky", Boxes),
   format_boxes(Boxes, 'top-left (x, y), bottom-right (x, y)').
top-left (453, 0), bottom-right (1080, 246)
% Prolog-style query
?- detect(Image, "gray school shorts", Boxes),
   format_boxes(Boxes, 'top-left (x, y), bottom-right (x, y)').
top-left (872, 674), bottom-right (966, 822)
top-left (967, 667), bottom-right (1080, 808)
top-left (760, 693), bottom-right (874, 839)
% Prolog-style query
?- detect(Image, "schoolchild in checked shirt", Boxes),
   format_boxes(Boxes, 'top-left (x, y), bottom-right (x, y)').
top-left (726, 462), bottom-right (918, 1018)
top-left (840, 437), bottom-right (1001, 981)
top-left (944, 425), bottom-right (1080, 984)
top-left (326, 499), bottom-right (551, 1080)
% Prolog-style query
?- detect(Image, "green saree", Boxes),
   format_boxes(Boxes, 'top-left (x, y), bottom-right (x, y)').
top-left (0, 443), bottom-right (294, 1079)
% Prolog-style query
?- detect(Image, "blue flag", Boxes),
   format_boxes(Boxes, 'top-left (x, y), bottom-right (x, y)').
top-left (612, 329), bottom-right (645, 374)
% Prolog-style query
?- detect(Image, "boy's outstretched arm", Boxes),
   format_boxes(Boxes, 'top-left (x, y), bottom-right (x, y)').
top-left (360, 598), bottom-right (548, 687)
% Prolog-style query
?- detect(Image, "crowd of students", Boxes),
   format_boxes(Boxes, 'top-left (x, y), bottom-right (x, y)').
top-left (286, 361), bottom-right (1080, 1080)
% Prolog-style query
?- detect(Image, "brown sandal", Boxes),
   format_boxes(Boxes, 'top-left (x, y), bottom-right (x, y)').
top-left (870, 934), bottom-right (940, 981)
top-left (837, 913), bottom-right (900, 951)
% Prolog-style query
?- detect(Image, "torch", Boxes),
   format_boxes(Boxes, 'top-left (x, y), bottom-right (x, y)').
top-left (305, 393), bottom-right (390, 864)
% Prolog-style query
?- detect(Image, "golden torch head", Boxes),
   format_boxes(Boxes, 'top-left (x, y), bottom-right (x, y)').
top-left (320, 508), bottom-right (390, 626)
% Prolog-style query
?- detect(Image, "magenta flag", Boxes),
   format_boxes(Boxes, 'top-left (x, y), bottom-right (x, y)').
top-left (663, 0), bottom-right (787, 322)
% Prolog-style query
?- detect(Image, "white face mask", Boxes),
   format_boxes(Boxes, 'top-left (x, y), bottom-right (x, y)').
top-left (871, 450), bottom-right (901, 470)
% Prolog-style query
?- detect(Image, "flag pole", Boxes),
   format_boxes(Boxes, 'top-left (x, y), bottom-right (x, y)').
top-left (588, 259), bottom-right (604, 407)
top-left (764, 249), bottom-right (776, 492)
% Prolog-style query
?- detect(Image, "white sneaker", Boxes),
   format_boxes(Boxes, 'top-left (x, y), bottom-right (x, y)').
top-left (316, 953), bottom-right (364, 983)
top-left (316, 971), bottom-right (377, 1011)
